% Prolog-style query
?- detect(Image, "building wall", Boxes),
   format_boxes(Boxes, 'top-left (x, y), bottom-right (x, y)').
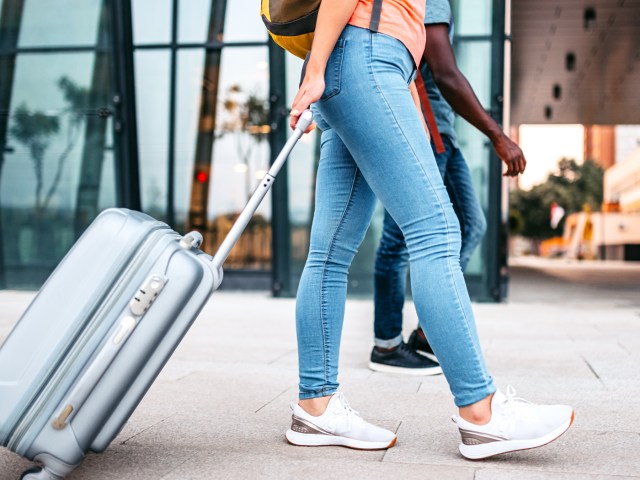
top-left (584, 125), bottom-right (615, 169)
top-left (564, 211), bottom-right (640, 260)
top-left (604, 148), bottom-right (640, 213)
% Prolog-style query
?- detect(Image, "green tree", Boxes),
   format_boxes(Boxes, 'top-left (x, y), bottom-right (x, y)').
top-left (510, 157), bottom-right (604, 242)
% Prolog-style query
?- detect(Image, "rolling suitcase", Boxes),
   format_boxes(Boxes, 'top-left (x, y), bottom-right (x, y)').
top-left (0, 111), bottom-right (314, 480)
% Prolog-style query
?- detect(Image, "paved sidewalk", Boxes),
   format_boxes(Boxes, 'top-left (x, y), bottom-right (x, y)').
top-left (1, 258), bottom-right (639, 479)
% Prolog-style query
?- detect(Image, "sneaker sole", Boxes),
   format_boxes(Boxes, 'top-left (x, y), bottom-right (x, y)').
top-left (458, 410), bottom-right (575, 460)
top-left (286, 429), bottom-right (397, 450)
top-left (368, 361), bottom-right (442, 376)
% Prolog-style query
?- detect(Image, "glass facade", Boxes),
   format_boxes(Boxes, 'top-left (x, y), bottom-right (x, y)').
top-left (131, 0), bottom-right (272, 279)
top-left (0, 0), bottom-right (507, 301)
top-left (451, 0), bottom-right (507, 300)
top-left (0, 0), bottom-right (118, 288)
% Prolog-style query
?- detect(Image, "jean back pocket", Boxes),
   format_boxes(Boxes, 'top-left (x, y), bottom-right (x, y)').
top-left (320, 37), bottom-right (346, 101)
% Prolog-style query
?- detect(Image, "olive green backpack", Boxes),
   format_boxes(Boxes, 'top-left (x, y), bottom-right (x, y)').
top-left (260, 0), bottom-right (383, 59)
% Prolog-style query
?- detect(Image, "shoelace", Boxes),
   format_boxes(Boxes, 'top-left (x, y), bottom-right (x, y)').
top-left (332, 393), bottom-right (362, 432)
top-left (497, 385), bottom-right (537, 435)
top-left (503, 385), bottom-right (534, 411)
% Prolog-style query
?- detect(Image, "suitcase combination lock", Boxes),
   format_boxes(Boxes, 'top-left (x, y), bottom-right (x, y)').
top-left (129, 275), bottom-right (166, 316)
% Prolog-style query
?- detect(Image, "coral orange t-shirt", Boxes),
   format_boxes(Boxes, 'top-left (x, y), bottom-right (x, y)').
top-left (349, 0), bottom-right (426, 68)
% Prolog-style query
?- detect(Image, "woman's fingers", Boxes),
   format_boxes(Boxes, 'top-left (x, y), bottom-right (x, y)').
top-left (290, 108), bottom-right (302, 130)
top-left (290, 90), bottom-right (312, 130)
top-left (290, 76), bottom-right (325, 130)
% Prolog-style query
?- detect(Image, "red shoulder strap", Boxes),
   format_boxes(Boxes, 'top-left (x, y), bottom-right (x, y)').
top-left (416, 69), bottom-right (445, 154)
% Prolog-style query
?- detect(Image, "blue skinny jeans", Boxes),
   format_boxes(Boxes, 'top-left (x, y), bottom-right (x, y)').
top-left (295, 25), bottom-right (495, 407)
top-left (373, 136), bottom-right (488, 348)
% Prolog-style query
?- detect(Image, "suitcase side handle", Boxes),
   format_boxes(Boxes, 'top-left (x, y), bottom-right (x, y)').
top-left (210, 109), bottom-right (313, 270)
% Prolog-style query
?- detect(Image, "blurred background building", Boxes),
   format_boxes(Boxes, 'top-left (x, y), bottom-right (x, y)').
top-left (510, 0), bottom-right (640, 263)
top-left (0, 0), bottom-right (638, 300)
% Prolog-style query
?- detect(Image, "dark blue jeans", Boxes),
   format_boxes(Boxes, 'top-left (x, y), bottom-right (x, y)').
top-left (373, 135), bottom-right (487, 347)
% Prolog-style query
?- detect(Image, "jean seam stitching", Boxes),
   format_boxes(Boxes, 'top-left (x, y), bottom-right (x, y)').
top-left (367, 32), bottom-right (491, 395)
top-left (319, 164), bottom-right (360, 394)
top-left (321, 39), bottom-right (346, 101)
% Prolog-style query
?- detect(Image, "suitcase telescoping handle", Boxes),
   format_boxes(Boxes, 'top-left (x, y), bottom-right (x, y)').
top-left (210, 109), bottom-right (313, 270)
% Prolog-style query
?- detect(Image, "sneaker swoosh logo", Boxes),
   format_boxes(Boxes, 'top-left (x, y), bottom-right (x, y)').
top-left (291, 414), bottom-right (336, 436)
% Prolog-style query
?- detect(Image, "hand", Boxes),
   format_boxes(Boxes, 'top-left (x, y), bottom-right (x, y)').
top-left (493, 133), bottom-right (526, 177)
top-left (290, 70), bottom-right (323, 133)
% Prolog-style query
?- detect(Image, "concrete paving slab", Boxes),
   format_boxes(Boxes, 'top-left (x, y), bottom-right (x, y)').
top-left (474, 468), bottom-right (637, 480)
top-left (159, 452), bottom-right (476, 480)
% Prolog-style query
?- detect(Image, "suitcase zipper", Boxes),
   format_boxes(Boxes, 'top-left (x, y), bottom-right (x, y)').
top-left (8, 226), bottom-right (176, 452)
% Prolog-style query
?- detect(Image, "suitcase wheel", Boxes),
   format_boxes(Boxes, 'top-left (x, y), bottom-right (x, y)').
top-left (20, 466), bottom-right (63, 480)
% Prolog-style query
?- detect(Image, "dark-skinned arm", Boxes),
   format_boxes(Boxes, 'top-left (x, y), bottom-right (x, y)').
top-left (424, 23), bottom-right (526, 176)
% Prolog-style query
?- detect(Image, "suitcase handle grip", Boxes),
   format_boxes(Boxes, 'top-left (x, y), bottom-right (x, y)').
top-left (211, 109), bottom-right (313, 270)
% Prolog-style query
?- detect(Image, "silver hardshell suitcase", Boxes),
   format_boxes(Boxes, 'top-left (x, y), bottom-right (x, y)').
top-left (0, 112), bottom-right (313, 480)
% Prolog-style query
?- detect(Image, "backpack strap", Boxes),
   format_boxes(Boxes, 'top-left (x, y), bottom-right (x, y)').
top-left (416, 69), bottom-right (445, 154)
top-left (369, 0), bottom-right (383, 32)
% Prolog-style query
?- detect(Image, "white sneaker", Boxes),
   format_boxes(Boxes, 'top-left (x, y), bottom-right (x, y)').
top-left (285, 392), bottom-right (397, 450)
top-left (452, 386), bottom-right (574, 459)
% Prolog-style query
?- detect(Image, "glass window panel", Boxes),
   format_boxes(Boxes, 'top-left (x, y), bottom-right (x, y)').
top-left (1, 52), bottom-right (116, 288)
top-left (455, 41), bottom-right (492, 107)
top-left (223, 0), bottom-right (268, 43)
top-left (178, 0), bottom-right (210, 44)
top-left (174, 49), bottom-right (204, 230)
top-left (179, 0), bottom-right (268, 45)
top-left (210, 48), bottom-right (270, 223)
top-left (132, 0), bottom-right (172, 45)
top-left (134, 50), bottom-right (170, 219)
top-left (97, 149), bottom-right (116, 210)
top-left (453, 40), bottom-right (492, 276)
top-left (17, 0), bottom-right (103, 47)
top-left (452, 0), bottom-right (493, 36)
top-left (202, 47), bottom-right (271, 268)
top-left (96, 123), bottom-right (116, 211)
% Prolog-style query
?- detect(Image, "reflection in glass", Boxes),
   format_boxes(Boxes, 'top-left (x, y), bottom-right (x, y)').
top-left (132, 0), bottom-right (172, 45)
top-left (452, 0), bottom-right (493, 36)
top-left (187, 1), bottom-right (227, 234)
top-left (202, 47), bottom-right (271, 269)
top-left (454, 41), bottom-right (492, 275)
top-left (0, 0), bottom-right (21, 289)
top-left (174, 50), bottom-right (205, 230)
top-left (0, 52), bottom-right (116, 287)
top-left (134, 50), bottom-right (170, 220)
top-left (223, 0), bottom-right (268, 43)
top-left (18, 0), bottom-right (102, 47)
top-left (455, 42), bottom-right (492, 107)
top-left (178, 0), bottom-right (211, 44)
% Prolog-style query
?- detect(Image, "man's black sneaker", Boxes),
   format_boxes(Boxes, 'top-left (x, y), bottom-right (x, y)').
top-left (407, 329), bottom-right (438, 362)
top-left (369, 342), bottom-right (442, 376)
